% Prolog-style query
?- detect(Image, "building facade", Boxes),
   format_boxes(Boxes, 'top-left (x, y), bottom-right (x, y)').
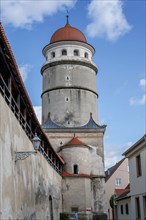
top-left (115, 135), bottom-right (146, 220)
top-left (41, 19), bottom-right (107, 217)
top-left (105, 158), bottom-right (129, 220)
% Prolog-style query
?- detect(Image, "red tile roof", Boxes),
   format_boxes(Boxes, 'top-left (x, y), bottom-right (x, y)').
top-left (50, 23), bottom-right (86, 43)
top-left (115, 184), bottom-right (130, 200)
top-left (62, 137), bottom-right (89, 148)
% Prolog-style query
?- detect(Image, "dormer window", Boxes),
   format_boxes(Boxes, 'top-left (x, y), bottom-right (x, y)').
top-left (74, 50), bottom-right (79, 56)
top-left (84, 52), bottom-right (88, 58)
top-left (62, 49), bottom-right (67, 55)
top-left (51, 52), bottom-right (55, 58)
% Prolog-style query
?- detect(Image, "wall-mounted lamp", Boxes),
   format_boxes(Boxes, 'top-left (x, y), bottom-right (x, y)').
top-left (32, 133), bottom-right (41, 150)
top-left (15, 133), bottom-right (41, 162)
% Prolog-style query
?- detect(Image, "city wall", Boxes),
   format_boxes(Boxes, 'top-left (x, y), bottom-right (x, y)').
top-left (0, 94), bottom-right (62, 220)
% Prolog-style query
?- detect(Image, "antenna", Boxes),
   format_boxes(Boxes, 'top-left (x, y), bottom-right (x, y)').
top-left (66, 9), bottom-right (69, 24)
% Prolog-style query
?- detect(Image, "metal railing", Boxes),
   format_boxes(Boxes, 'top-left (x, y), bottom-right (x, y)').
top-left (0, 73), bottom-right (62, 175)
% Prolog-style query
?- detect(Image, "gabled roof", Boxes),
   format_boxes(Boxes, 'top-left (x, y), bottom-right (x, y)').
top-left (105, 158), bottom-right (125, 182)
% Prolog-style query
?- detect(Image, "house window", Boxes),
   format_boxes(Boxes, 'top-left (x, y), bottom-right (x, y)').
top-left (73, 164), bottom-right (79, 174)
top-left (115, 178), bottom-right (121, 186)
top-left (121, 205), bottom-right (124, 214)
top-left (135, 197), bottom-right (141, 219)
top-left (65, 97), bottom-right (70, 102)
top-left (143, 196), bottom-right (146, 218)
top-left (62, 49), bottom-right (67, 55)
top-left (125, 203), bottom-right (129, 214)
top-left (84, 52), bottom-right (88, 58)
top-left (74, 50), bottom-right (79, 56)
top-left (136, 155), bottom-right (142, 177)
top-left (51, 52), bottom-right (55, 58)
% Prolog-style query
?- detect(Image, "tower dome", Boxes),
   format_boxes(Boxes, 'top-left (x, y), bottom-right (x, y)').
top-left (50, 23), bottom-right (86, 43)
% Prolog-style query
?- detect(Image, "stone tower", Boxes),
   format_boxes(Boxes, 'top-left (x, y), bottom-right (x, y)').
top-left (41, 18), bottom-right (106, 218)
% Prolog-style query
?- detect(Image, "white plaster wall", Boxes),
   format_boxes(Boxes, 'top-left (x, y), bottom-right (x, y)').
top-left (116, 198), bottom-right (132, 220)
top-left (129, 147), bottom-right (146, 195)
top-left (62, 177), bottom-right (92, 212)
top-left (0, 95), bottom-right (62, 220)
top-left (45, 44), bottom-right (93, 61)
top-left (42, 41), bottom-right (95, 64)
top-left (42, 89), bottom-right (98, 127)
top-left (42, 65), bottom-right (96, 93)
top-left (61, 147), bottom-right (91, 174)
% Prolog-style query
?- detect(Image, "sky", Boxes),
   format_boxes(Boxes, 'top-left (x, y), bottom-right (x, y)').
top-left (0, 0), bottom-right (145, 169)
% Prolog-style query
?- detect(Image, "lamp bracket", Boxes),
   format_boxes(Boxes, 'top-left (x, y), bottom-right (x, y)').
top-left (15, 151), bottom-right (37, 162)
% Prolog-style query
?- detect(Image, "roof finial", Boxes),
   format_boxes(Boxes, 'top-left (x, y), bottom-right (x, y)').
top-left (66, 9), bottom-right (69, 25)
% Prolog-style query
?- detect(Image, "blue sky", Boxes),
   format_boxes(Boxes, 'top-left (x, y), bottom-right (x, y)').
top-left (1, 0), bottom-right (145, 169)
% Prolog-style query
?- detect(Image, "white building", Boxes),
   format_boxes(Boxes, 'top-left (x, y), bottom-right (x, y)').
top-left (115, 134), bottom-right (146, 220)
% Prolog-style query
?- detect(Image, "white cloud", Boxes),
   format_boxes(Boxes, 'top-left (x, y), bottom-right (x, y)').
top-left (33, 106), bottom-right (42, 124)
top-left (19, 64), bottom-right (32, 82)
top-left (105, 141), bottom-right (133, 170)
top-left (1, 0), bottom-right (76, 28)
top-left (86, 0), bottom-right (132, 41)
top-left (129, 78), bottom-right (146, 106)
top-left (129, 94), bottom-right (146, 106)
top-left (105, 149), bottom-right (122, 170)
top-left (140, 78), bottom-right (146, 88)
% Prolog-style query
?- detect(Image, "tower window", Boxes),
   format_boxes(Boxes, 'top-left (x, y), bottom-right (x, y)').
top-left (51, 52), bottom-right (55, 58)
top-left (74, 50), bottom-right (79, 56)
top-left (84, 52), bottom-right (88, 58)
top-left (62, 49), bottom-right (67, 55)
top-left (73, 164), bottom-right (79, 174)
top-left (65, 76), bottom-right (70, 81)
top-left (65, 97), bottom-right (70, 102)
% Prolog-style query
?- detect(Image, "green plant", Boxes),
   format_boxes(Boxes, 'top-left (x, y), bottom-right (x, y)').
top-left (60, 213), bottom-right (70, 220)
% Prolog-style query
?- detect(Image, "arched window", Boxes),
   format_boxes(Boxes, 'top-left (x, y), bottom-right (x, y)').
top-left (62, 49), bottom-right (67, 55)
top-left (73, 164), bottom-right (79, 174)
top-left (84, 52), bottom-right (88, 58)
top-left (74, 50), bottom-right (79, 56)
top-left (51, 52), bottom-right (55, 58)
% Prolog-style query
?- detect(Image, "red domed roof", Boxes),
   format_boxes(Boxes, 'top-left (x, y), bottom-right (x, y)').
top-left (50, 23), bottom-right (87, 43)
